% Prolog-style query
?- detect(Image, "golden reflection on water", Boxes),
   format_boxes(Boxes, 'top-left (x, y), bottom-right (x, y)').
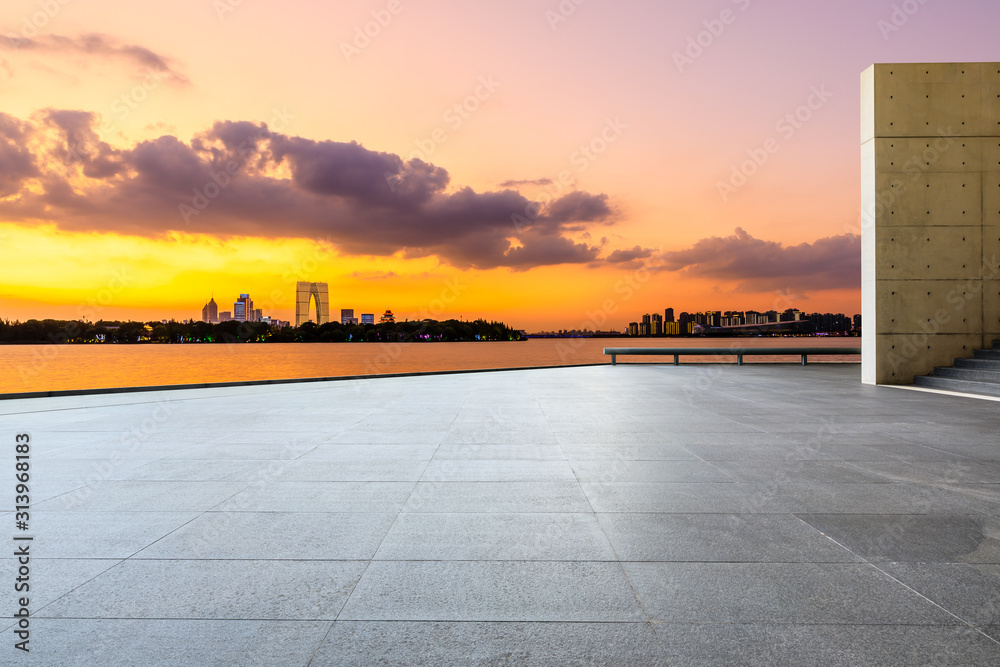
top-left (1, 338), bottom-right (859, 393)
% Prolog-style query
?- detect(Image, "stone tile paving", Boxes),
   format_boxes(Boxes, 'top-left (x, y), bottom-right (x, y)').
top-left (2, 364), bottom-right (999, 665)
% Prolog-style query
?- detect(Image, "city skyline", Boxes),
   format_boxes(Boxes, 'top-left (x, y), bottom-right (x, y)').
top-left (2, 2), bottom-right (999, 329)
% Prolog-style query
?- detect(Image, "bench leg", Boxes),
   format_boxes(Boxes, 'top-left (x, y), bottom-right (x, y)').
top-left (737, 354), bottom-right (743, 366)
top-left (801, 354), bottom-right (807, 365)
top-left (611, 354), bottom-right (616, 366)
top-left (674, 354), bottom-right (679, 366)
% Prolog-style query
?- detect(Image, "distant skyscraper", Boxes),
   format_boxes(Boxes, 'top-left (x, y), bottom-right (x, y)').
top-left (361, 313), bottom-right (374, 325)
top-left (341, 309), bottom-right (354, 325)
top-left (639, 314), bottom-right (651, 337)
top-left (651, 313), bottom-right (663, 336)
top-left (219, 311), bottom-right (232, 322)
top-left (665, 308), bottom-right (674, 323)
top-left (234, 294), bottom-right (253, 322)
top-left (295, 282), bottom-right (330, 326)
top-left (201, 297), bottom-right (218, 323)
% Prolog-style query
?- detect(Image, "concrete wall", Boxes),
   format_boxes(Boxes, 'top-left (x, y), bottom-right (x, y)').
top-left (862, 63), bottom-right (1000, 385)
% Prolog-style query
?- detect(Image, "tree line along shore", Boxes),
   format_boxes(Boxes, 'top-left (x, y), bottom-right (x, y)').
top-left (0, 318), bottom-right (525, 344)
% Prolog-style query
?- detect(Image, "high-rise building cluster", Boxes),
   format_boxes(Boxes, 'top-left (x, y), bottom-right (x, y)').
top-left (201, 290), bottom-right (397, 329)
top-left (627, 307), bottom-right (859, 336)
top-left (200, 294), bottom-right (287, 328)
top-left (339, 309), bottom-right (394, 325)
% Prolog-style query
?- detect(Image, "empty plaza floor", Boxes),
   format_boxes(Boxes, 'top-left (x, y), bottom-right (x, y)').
top-left (3, 363), bottom-right (1000, 665)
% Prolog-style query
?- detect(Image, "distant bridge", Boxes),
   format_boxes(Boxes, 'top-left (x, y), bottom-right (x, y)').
top-left (696, 320), bottom-right (815, 336)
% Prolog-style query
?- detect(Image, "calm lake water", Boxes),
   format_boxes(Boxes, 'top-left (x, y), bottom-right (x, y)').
top-left (2, 338), bottom-right (860, 394)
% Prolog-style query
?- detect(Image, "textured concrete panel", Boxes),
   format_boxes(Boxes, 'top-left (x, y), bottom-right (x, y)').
top-left (985, 141), bottom-right (1000, 171)
top-left (872, 63), bottom-right (992, 137)
top-left (873, 172), bottom-right (981, 227)
top-left (877, 227), bottom-right (981, 280)
top-left (877, 136), bottom-right (983, 172)
top-left (986, 172), bottom-right (1000, 225)
top-left (863, 62), bottom-right (1000, 384)
top-left (875, 281), bottom-right (983, 334)
top-left (986, 279), bottom-right (1000, 347)
top-left (874, 334), bottom-right (982, 384)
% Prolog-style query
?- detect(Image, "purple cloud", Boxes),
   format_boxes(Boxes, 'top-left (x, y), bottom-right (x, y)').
top-left (1, 111), bottom-right (616, 270)
top-left (659, 227), bottom-right (860, 291)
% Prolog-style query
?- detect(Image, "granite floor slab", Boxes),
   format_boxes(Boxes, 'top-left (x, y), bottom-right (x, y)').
top-left (4, 363), bottom-right (1000, 664)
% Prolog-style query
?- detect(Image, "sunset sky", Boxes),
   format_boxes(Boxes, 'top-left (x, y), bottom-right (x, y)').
top-left (1, 0), bottom-right (998, 330)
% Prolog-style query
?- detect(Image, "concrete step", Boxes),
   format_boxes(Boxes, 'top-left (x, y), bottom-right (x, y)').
top-left (954, 358), bottom-right (1000, 371)
top-left (933, 366), bottom-right (1000, 384)
top-left (912, 375), bottom-right (1000, 397)
top-left (974, 349), bottom-right (1000, 360)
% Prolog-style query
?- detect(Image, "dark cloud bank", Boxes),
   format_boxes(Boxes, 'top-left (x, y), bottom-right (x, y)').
top-left (0, 110), bottom-right (857, 284)
top-left (0, 110), bottom-right (614, 270)
top-left (658, 227), bottom-right (860, 292)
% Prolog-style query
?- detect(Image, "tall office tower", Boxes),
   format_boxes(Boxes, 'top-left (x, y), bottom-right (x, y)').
top-left (639, 314), bottom-right (651, 337)
top-left (628, 322), bottom-right (639, 336)
top-left (234, 294), bottom-right (253, 322)
top-left (201, 297), bottom-right (218, 323)
top-left (665, 308), bottom-right (675, 323)
top-left (252, 308), bottom-right (262, 323)
top-left (295, 282), bottom-right (330, 326)
top-left (651, 312), bottom-right (663, 336)
top-left (361, 314), bottom-right (375, 325)
top-left (341, 309), bottom-right (354, 325)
